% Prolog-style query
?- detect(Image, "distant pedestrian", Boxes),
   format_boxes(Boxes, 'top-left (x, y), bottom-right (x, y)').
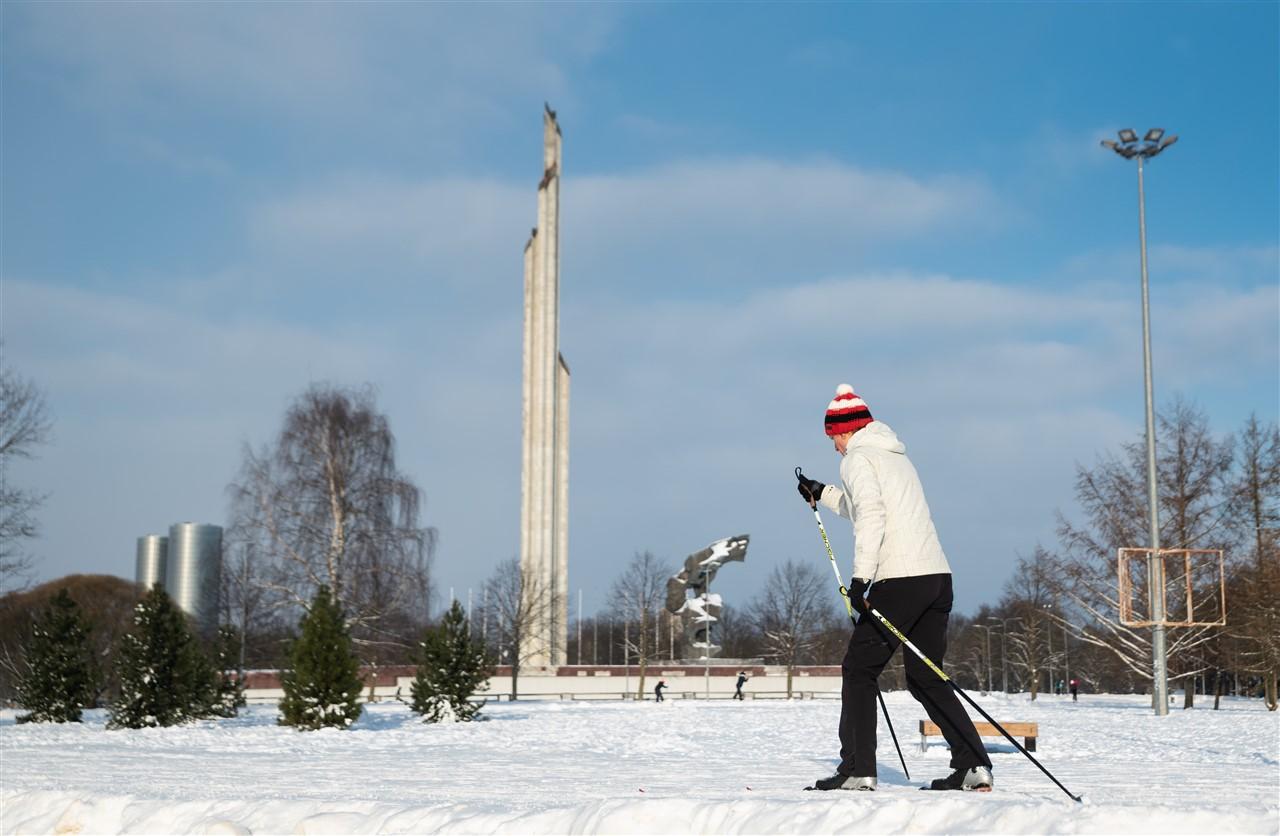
top-left (735, 671), bottom-right (749, 700)
top-left (1055, 679), bottom-right (1064, 696)
top-left (1069, 678), bottom-right (1079, 701)
top-left (654, 679), bottom-right (667, 703)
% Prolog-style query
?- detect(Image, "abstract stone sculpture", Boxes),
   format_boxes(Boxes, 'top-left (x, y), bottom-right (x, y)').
top-left (666, 534), bottom-right (749, 658)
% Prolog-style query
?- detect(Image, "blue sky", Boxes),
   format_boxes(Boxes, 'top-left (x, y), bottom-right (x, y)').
top-left (3, 2), bottom-right (1277, 617)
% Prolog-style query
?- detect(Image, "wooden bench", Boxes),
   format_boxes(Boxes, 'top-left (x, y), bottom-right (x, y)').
top-left (919, 720), bottom-right (1038, 752)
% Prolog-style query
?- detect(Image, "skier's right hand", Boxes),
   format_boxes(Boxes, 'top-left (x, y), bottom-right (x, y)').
top-left (796, 471), bottom-right (826, 506)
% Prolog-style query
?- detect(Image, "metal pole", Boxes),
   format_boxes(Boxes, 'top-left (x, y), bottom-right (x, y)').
top-left (1063, 622), bottom-right (1069, 692)
top-left (985, 626), bottom-right (993, 695)
top-left (1001, 625), bottom-right (1009, 694)
top-left (1137, 153), bottom-right (1170, 716)
top-left (577, 589), bottom-right (582, 666)
top-left (624, 620), bottom-right (630, 697)
top-left (704, 572), bottom-right (711, 700)
top-left (1046, 611), bottom-right (1054, 695)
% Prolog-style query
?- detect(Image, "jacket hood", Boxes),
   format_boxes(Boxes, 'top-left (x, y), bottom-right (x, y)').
top-left (850, 420), bottom-right (906, 455)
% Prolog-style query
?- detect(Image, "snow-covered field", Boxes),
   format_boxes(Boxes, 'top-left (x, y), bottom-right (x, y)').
top-left (2, 692), bottom-right (1277, 835)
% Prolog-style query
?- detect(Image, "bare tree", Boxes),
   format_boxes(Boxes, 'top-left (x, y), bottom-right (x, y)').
top-left (0, 361), bottom-right (53, 593)
top-left (750, 560), bottom-right (828, 698)
top-left (1000, 550), bottom-right (1059, 699)
top-left (228, 384), bottom-right (435, 657)
top-left (1054, 397), bottom-right (1231, 705)
top-left (1225, 414), bottom-right (1280, 709)
top-left (483, 557), bottom-right (561, 700)
top-left (610, 551), bottom-right (673, 697)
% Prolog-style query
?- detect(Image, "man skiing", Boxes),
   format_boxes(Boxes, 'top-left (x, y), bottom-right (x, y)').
top-left (796, 384), bottom-right (993, 792)
top-left (735, 671), bottom-right (749, 701)
top-left (654, 679), bottom-right (667, 702)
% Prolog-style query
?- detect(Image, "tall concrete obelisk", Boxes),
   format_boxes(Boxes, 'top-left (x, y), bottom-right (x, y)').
top-left (520, 105), bottom-right (569, 667)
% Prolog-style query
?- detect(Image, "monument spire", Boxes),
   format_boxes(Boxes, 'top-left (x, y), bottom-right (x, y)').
top-left (520, 106), bottom-right (569, 667)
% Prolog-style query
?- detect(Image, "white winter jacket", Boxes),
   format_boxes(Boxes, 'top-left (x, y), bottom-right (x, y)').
top-left (818, 421), bottom-right (951, 583)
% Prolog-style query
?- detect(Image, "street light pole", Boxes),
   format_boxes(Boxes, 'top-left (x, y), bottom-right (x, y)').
top-left (1102, 127), bottom-right (1177, 717)
top-left (973, 624), bottom-right (994, 695)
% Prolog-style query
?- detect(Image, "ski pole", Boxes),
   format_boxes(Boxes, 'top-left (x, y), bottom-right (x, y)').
top-left (797, 468), bottom-right (909, 782)
top-left (863, 604), bottom-right (1083, 803)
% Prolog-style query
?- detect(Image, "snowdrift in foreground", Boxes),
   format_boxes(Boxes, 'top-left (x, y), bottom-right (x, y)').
top-left (3, 694), bottom-right (1277, 835)
top-left (5, 790), bottom-right (1278, 835)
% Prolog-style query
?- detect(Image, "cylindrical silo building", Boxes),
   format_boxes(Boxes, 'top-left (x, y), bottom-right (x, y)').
top-left (135, 534), bottom-right (168, 592)
top-left (165, 522), bottom-right (222, 633)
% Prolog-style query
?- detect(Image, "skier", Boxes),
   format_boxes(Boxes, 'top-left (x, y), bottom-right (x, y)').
top-left (735, 671), bottom-right (749, 701)
top-left (654, 679), bottom-right (667, 703)
top-left (796, 385), bottom-right (993, 792)
top-left (1069, 678), bottom-right (1079, 702)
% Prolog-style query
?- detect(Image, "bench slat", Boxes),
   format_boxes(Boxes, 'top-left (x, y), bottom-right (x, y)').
top-left (919, 720), bottom-right (1037, 736)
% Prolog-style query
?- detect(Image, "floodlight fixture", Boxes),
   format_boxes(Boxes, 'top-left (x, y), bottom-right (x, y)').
top-left (1101, 139), bottom-right (1119, 150)
top-left (1160, 135), bottom-right (1178, 149)
top-left (1144, 128), bottom-right (1164, 142)
top-left (1118, 128), bottom-right (1139, 143)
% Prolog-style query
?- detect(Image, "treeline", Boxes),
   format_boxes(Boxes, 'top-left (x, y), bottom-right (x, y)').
top-left (4, 378), bottom-right (1274, 720)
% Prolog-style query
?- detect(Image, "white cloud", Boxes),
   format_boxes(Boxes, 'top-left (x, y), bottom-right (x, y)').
top-left (242, 158), bottom-right (1004, 305)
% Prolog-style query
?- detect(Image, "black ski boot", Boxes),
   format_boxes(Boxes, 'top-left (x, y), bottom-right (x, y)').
top-left (924, 765), bottom-right (993, 792)
top-left (806, 773), bottom-right (877, 791)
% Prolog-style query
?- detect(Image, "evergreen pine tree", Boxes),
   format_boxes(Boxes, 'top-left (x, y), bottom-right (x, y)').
top-left (211, 625), bottom-right (247, 718)
top-left (410, 600), bottom-right (492, 723)
top-left (16, 589), bottom-right (98, 724)
top-left (108, 585), bottom-right (218, 729)
top-left (279, 586), bottom-right (363, 730)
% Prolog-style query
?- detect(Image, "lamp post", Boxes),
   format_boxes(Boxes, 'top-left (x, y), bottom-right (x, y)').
top-left (1101, 127), bottom-right (1178, 717)
top-left (972, 624), bottom-right (995, 695)
top-left (1044, 608), bottom-right (1055, 696)
top-left (986, 616), bottom-right (1022, 694)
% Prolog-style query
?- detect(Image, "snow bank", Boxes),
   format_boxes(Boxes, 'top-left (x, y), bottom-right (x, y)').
top-left (3, 694), bottom-right (1277, 834)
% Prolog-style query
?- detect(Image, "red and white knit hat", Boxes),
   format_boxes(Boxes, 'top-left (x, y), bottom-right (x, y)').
top-left (824, 384), bottom-right (873, 437)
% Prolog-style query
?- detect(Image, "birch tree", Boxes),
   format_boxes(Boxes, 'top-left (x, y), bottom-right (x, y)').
top-left (228, 384), bottom-right (435, 655)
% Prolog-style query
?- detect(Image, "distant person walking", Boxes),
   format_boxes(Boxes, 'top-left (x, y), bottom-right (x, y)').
top-left (796, 384), bottom-right (993, 793)
top-left (1069, 678), bottom-right (1079, 702)
top-left (654, 680), bottom-right (667, 703)
top-left (735, 671), bottom-right (749, 701)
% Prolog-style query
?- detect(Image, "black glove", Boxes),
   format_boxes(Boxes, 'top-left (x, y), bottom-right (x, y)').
top-left (795, 469), bottom-right (826, 506)
top-left (844, 577), bottom-right (870, 615)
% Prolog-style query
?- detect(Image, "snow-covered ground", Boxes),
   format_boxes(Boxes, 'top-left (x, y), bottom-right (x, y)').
top-left (2, 692), bottom-right (1276, 834)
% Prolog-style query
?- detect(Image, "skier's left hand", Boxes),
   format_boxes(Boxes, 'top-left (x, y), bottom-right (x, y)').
top-left (845, 577), bottom-right (869, 615)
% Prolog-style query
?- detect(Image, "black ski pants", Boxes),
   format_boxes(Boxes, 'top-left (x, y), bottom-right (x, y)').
top-left (838, 573), bottom-right (991, 777)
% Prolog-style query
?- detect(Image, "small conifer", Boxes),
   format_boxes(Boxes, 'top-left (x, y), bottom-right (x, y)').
top-left (211, 625), bottom-right (247, 718)
top-left (16, 589), bottom-right (98, 724)
top-left (108, 584), bottom-right (218, 729)
top-left (279, 586), bottom-right (363, 730)
top-left (410, 600), bottom-right (492, 723)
